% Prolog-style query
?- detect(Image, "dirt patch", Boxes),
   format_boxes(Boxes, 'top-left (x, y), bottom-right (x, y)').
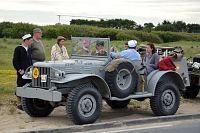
top-left (1, 96), bottom-right (200, 133)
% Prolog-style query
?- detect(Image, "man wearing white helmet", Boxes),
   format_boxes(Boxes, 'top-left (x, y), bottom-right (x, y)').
top-left (110, 40), bottom-right (140, 61)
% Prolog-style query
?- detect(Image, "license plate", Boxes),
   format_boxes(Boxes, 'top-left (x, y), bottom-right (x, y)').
top-left (41, 75), bottom-right (47, 82)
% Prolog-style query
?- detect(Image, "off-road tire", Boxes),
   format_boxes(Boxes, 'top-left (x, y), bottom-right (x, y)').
top-left (150, 81), bottom-right (180, 116)
top-left (181, 85), bottom-right (199, 99)
top-left (105, 62), bottom-right (136, 98)
top-left (106, 99), bottom-right (130, 109)
top-left (66, 84), bottom-right (102, 125)
top-left (21, 97), bottom-right (54, 117)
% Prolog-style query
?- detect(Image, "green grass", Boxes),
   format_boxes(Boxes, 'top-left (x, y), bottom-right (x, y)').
top-left (1, 38), bottom-right (200, 70)
top-left (0, 38), bottom-right (200, 104)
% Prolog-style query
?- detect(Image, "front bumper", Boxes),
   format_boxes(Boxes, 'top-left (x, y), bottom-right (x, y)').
top-left (16, 87), bottom-right (62, 102)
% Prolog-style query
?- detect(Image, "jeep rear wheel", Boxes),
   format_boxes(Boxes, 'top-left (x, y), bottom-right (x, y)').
top-left (22, 97), bottom-right (54, 117)
top-left (150, 81), bottom-right (180, 116)
top-left (181, 85), bottom-right (199, 99)
top-left (106, 99), bottom-right (130, 109)
top-left (105, 62), bottom-right (136, 98)
top-left (66, 84), bottom-right (102, 125)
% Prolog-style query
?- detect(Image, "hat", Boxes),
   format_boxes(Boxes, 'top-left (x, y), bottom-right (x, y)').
top-left (128, 40), bottom-right (137, 47)
top-left (96, 40), bottom-right (104, 46)
top-left (22, 34), bottom-right (32, 40)
top-left (33, 28), bottom-right (42, 34)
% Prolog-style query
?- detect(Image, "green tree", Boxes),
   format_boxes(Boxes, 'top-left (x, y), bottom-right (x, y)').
top-left (173, 21), bottom-right (186, 32)
top-left (144, 22), bottom-right (155, 32)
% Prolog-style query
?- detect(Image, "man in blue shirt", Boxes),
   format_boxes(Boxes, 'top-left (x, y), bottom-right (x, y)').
top-left (110, 40), bottom-right (140, 61)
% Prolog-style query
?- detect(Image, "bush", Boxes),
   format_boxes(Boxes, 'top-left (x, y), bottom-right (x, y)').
top-left (43, 28), bottom-right (57, 38)
top-left (145, 33), bottom-right (163, 44)
top-left (1, 22), bottom-right (200, 43)
top-left (153, 31), bottom-right (181, 43)
top-left (116, 31), bottom-right (129, 41)
top-left (3, 36), bottom-right (7, 42)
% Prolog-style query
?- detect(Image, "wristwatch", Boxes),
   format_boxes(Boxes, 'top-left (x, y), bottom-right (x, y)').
top-left (18, 69), bottom-right (22, 73)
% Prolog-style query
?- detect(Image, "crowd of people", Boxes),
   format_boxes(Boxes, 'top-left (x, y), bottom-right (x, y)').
top-left (12, 29), bottom-right (160, 110)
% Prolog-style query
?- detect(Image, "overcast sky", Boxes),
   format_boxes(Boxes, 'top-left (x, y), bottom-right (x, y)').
top-left (0, 0), bottom-right (200, 26)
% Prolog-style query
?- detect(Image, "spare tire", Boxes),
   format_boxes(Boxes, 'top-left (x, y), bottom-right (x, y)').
top-left (105, 62), bottom-right (137, 98)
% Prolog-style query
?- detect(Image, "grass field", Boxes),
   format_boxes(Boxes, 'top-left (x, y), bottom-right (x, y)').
top-left (0, 38), bottom-right (200, 104)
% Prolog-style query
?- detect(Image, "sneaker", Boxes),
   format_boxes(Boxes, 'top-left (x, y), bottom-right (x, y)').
top-left (17, 105), bottom-right (24, 111)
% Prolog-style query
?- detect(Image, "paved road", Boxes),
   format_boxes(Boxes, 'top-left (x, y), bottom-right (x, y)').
top-left (79, 119), bottom-right (200, 133)
top-left (15, 113), bottom-right (200, 133)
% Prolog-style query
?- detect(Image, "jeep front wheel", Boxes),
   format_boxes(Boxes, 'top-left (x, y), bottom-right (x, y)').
top-left (150, 81), bottom-right (180, 116)
top-left (66, 84), bottom-right (102, 125)
top-left (21, 97), bottom-right (54, 117)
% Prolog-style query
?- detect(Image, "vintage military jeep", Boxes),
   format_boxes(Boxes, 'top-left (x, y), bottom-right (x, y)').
top-left (16, 37), bottom-right (190, 125)
top-left (181, 54), bottom-right (200, 98)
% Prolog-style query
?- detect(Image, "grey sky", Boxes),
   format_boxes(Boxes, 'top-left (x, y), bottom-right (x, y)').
top-left (0, 0), bottom-right (200, 26)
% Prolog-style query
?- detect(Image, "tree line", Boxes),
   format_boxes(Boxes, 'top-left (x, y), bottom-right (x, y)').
top-left (0, 21), bottom-right (200, 43)
top-left (70, 19), bottom-right (200, 33)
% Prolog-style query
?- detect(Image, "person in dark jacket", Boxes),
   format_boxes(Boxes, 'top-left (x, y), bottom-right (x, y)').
top-left (12, 34), bottom-right (33, 110)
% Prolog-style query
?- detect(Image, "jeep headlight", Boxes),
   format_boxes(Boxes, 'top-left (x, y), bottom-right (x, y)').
top-left (52, 68), bottom-right (66, 79)
top-left (55, 70), bottom-right (62, 78)
top-left (29, 67), bottom-right (32, 76)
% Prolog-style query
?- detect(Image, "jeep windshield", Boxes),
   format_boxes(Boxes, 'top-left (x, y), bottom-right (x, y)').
top-left (70, 37), bottom-right (110, 58)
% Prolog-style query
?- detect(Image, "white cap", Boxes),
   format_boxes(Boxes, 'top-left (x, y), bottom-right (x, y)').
top-left (22, 34), bottom-right (32, 40)
top-left (128, 40), bottom-right (137, 47)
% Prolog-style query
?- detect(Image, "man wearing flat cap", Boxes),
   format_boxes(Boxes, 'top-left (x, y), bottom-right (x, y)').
top-left (110, 40), bottom-right (140, 61)
top-left (91, 40), bottom-right (107, 56)
top-left (12, 34), bottom-right (33, 111)
top-left (31, 28), bottom-right (45, 63)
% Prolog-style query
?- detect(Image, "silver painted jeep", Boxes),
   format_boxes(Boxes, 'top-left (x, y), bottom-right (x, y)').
top-left (16, 37), bottom-right (190, 125)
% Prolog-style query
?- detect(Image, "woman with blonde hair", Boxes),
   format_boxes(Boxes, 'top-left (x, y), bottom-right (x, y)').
top-left (51, 36), bottom-right (69, 61)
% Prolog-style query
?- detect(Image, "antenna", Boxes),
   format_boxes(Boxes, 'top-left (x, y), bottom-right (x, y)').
top-left (57, 14), bottom-right (107, 24)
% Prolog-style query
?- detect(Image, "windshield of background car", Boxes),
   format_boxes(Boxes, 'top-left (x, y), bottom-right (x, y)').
top-left (71, 38), bottom-right (109, 57)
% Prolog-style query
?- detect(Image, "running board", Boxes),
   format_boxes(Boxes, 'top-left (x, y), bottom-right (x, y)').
top-left (110, 93), bottom-right (153, 101)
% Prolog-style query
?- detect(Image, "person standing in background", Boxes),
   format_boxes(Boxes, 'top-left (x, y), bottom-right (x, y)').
top-left (13, 34), bottom-right (33, 111)
top-left (124, 42), bottom-right (129, 50)
top-left (31, 28), bottom-right (45, 63)
top-left (51, 36), bottom-right (69, 61)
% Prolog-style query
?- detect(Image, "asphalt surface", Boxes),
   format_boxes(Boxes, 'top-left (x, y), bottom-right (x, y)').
top-left (95, 119), bottom-right (200, 133)
top-left (13, 113), bottom-right (200, 133)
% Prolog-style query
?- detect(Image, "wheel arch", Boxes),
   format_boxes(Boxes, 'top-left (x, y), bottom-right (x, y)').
top-left (148, 70), bottom-right (184, 96)
top-left (52, 74), bottom-right (111, 99)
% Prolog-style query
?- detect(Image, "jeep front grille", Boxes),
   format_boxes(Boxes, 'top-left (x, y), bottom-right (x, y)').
top-left (32, 67), bottom-right (51, 89)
